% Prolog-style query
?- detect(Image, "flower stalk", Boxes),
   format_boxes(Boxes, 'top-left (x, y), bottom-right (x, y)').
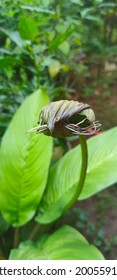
top-left (64, 134), bottom-right (88, 212)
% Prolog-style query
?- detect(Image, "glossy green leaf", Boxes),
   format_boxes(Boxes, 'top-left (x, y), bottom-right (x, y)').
top-left (36, 127), bottom-right (117, 224)
top-left (79, 127), bottom-right (117, 200)
top-left (0, 89), bottom-right (53, 226)
top-left (9, 225), bottom-right (104, 260)
top-left (18, 16), bottom-right (38, 41)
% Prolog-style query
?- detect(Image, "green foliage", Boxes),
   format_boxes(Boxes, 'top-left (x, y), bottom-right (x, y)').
top-left (0, 0), bottom-right (117, 137)
top-left (36, 127), bottom-right (117, 224)
top-left (0, 0), bottom-right (117, 260)
top-left (18, 16), bottom-right (38, 41)
top-left (0, 89), bottom-right (53, 226)
top-left (9, 225), bottom-right (104, 260)
top-left (0, 89), bottom-right (117, 259)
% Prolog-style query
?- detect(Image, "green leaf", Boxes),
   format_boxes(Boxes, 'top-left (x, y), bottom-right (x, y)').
top-left (9, 225), bottom-right (104, 260)
top-left (49, 28), bottom-right (74, 52)
top-left (0, 48), bottom-right (11, 55)
top-left (81, 7), bottom-right (95, 18)
top-left (18, 16), bottom-right (38, 41)
top-left (93, 0), bottom-right (103, 4)
top-left (21, 5), bottom-right (55, 14)
top-left (58, 41), bottom-right (70, 55)
top-left (48, 59), bottom-right (61, 78)
top-left (0, 57), bottom-right (22, 70)
top-left (79, 127), bottom-right (117, 200)
top-left (55, 24), bottom-right (68, 33)
top-left (0, 89), bottom-right (53, 226)
top-left (0, 28), bottom-right (28, 47)
top-left (36, 127), bottom-right (117, 224)
top-left (83, 15), bottom-right (101, 22)
top-left (98, 3), bottom-right (117, 8)
top-left (42, 0), bottom-right (51, 8)
top-left (70, 0), bottom-right (83, 5)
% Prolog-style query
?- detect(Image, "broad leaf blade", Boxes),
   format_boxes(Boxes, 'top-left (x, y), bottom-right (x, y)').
top-left (80, 127), bottom-right (117, 199)
top-left (36, 145), bottom-right (82, 224)
top-left (36, 127), bottom-right (117, 224)
top-left (18, 16), bottom-right (38, 41)
top-left (9, 245), bottom-right (47, 260)
top-left (0, 89), bottom-right (53, 226)
top-left (10, 225), bottom-right (104, 260)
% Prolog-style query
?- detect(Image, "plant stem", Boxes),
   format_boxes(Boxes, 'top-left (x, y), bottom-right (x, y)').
top-left (13, 228), bottom-right (20, 248)
top-left (28, 224), bottom-right (41, 241)
top-left (64, 135), bottom-right (88, 210)
top-left (0, 249), bottom-right (6, 260)
top-left (28, 223), bottom-right (51, 241)
top-left (77, 135), bottom-right (88, 197)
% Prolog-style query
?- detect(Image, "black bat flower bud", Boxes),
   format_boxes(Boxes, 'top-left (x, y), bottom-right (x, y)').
top-left (29, 100), bottom-right (101, 138)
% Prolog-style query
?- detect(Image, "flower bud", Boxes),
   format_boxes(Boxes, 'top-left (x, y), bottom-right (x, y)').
top-left (28, 100), bottom-right (101, 138)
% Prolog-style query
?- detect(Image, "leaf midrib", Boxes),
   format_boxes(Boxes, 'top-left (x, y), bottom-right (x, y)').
top-left (15, 108), bottom-right (40, 224)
